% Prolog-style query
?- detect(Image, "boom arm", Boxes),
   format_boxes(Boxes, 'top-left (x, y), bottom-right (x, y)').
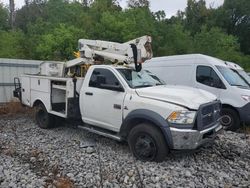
top-left (66, 36), bottom-right (153, 71)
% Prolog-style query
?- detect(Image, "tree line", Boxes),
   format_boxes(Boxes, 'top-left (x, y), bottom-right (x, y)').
top-left (0, 0), bottom-right (249, 70)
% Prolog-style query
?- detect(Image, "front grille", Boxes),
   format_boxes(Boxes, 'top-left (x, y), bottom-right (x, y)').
top-left (197, 101), bottom-right (221, 130)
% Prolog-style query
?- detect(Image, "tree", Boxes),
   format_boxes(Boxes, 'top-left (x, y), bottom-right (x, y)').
top-left (0, 0), bottom-right (249, 70)
top-left (155, 24), bottom-right (193, 56)
top-left (127, 0), bottom-right (149, 8)
top-left (15, 0), bottom-right (46, 32)
top-left (9, 0), bottom-right (15, 29)
top-left (0, 30), bottom-right (25, 58)
top-left (222, 0), bottom-right (250, 55)
top-left (36, 24), bottom-right (87, 60)
top-left (185, 0), bottom-right (209, 34)
top-left (0, 3), bottom-right (9, 30)
top-left (154, 10), bottom-right (166, 21)
top-left (193, 26), bottom-right (243, 62)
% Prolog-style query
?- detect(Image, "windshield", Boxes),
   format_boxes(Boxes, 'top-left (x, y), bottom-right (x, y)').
top-left (236, 69), bottom-right (250, 85)
top-left (117, 68), bottom-right (165, 88)
top-left (216, 66), bottom-right (249, 88)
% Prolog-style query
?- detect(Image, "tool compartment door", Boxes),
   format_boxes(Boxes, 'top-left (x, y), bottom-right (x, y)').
top-left (20, 76), bottom-right (31, 106)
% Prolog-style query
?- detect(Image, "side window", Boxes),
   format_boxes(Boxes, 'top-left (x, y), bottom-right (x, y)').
top-left (89, 68), bottom-right (121, 89)
top-left (196, 66), bottom-right (224, 88)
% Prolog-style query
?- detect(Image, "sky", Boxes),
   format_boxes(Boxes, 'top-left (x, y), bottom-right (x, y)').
top-left (1, 0), bottom-right (224, 18)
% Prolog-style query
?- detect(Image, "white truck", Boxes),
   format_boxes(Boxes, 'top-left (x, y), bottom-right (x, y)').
top-left (14, 37), bottom-right (221, 162)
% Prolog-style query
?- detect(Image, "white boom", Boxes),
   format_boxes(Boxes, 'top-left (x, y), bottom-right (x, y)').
top-left (66, 36), bottom-right (153, 71)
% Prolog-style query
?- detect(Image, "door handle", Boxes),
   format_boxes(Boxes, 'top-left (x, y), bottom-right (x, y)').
top-left (113, 104), bottom-right (121, 109)
top-left (85, 92), bottom-right (93, 96)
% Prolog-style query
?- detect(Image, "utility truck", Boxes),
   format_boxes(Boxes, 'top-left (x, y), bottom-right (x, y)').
top-left (14, 37), bottom-right (222, 162)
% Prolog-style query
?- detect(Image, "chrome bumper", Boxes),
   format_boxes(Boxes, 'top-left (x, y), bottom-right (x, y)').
top-left (170, 122), bottom-right (222, 150)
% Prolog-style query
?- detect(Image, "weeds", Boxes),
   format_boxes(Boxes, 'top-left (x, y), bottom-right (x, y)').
top-left (238, 123), bottom-right (250, 135)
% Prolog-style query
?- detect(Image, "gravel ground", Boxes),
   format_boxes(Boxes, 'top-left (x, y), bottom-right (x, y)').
top-left (0, 115), bottom-right (249, 188)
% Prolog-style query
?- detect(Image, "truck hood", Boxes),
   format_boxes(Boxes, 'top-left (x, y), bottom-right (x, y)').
top-left (136, 85), bottom-right (217, 110)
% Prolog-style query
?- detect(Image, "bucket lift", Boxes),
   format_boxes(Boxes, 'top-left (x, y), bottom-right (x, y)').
top-left (65, 36), bottom-right (153, 73)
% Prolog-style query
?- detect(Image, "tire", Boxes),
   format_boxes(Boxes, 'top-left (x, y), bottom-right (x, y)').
top-left (220, 108), bottom-right (240, 131)
top-left (54, 116), bottom-right (64, 127)
top-left (128, 123), bottom-right (169, 162)
top-left (35, 104), bottom-right (55, 129)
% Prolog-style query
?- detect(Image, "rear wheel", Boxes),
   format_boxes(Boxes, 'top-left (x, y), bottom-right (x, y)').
top-left (35, 104), bottom-right (55, 129)
top-left (220, 108), bottom-right (240, 131)
top-left (128, 123), bottom-right (169, 162)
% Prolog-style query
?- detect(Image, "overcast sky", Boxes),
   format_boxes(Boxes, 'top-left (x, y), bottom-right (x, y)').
top-left (1, 0), bottom-right (224, 18)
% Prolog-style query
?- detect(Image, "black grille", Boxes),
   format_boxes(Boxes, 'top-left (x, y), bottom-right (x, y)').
top-left (198, 101), bottom-right (221, 130)
top-left (202, 105), bottom-right (213, 115)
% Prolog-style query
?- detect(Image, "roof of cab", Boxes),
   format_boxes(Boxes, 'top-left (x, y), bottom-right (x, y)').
top-left (144, 54), bottom-right (229, 67)
top-left (90, 64), bottom-right (133, 70)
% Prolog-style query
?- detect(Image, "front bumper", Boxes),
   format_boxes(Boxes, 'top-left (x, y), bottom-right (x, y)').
top-left (170, 122), bottom-right (222, 150)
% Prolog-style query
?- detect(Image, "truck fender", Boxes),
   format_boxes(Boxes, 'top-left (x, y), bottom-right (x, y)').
top-left (120, 109), bottom-right (173, 149)
top-left (32, 99), bottom-right (49, 112)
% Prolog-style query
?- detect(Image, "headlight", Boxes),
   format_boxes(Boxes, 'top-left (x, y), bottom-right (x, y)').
top-left (167, 111), bottom-right (196, 124)
top-left (241, 95), bottom-right (250, 102)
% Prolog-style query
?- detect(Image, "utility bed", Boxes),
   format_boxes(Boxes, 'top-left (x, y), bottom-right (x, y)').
top-left (20, 74), bottom-right (84, 118)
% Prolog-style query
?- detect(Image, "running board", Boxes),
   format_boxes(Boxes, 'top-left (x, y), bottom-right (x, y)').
top-left (78, 125), bottom-right (122, 141)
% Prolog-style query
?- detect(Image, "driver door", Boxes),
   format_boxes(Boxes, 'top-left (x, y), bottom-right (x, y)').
top-left (81, 68), bottom-right (126, 132)
top-left (195, 65), bottom-right (226, 98)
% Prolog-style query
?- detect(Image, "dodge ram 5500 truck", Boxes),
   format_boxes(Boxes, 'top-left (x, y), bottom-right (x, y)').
top-left (14, 37), bottom-right (222, 161)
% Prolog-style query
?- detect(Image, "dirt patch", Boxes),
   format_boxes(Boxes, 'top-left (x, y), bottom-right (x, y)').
top-left (0, 101), bottom-right (34, 116)
top-left (51, 177), bottom-right (75, 188)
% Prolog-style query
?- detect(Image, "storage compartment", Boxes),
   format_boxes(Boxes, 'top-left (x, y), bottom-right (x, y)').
top-left (40, 62), bottom-right (64, 77)
top-left (51, 81), bottom-right (67, 113)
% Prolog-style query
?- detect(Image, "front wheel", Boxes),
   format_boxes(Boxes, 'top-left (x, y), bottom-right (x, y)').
top-left (220, 108), bottom-right (240, 131)
top-left (128, 123), bottom-right (169, 162)
top-left (35, 104), bottom-right (55, 129)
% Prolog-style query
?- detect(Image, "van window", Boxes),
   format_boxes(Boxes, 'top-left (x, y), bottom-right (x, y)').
top-left (216, 66), bottom-right (250, 88)
top-left (236, 69), bottom-right (250, 84)
top-left (196, 66), bottom-right (224, 88)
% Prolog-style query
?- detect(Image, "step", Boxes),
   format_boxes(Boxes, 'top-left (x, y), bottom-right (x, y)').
top-left (78, 125), bottom-right (121, 141)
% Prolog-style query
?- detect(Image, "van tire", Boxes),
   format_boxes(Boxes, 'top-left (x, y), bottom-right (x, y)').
top-left (128, 123), bottom-right (169, 162)
top-left (220, 108), bottom-right (240, 131)
top-left (35, 104), bottom-right (55, 129)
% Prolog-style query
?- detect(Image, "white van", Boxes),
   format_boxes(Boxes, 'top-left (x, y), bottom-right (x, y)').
top-left (144, 54), bottom-right (250, 131)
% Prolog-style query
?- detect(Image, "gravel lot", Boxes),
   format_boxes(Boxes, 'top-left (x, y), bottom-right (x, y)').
top-left (0, 115), bottom-right (249, 188)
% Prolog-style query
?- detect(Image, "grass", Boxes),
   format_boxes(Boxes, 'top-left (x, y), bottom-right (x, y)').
top-left (242, 126), bottom-right (250, 135)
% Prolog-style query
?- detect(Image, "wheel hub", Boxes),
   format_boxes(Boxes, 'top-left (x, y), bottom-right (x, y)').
top-left (134, 134), bottom-right (156, 161)
top-left (221, 115), bottom-right (232, 126)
